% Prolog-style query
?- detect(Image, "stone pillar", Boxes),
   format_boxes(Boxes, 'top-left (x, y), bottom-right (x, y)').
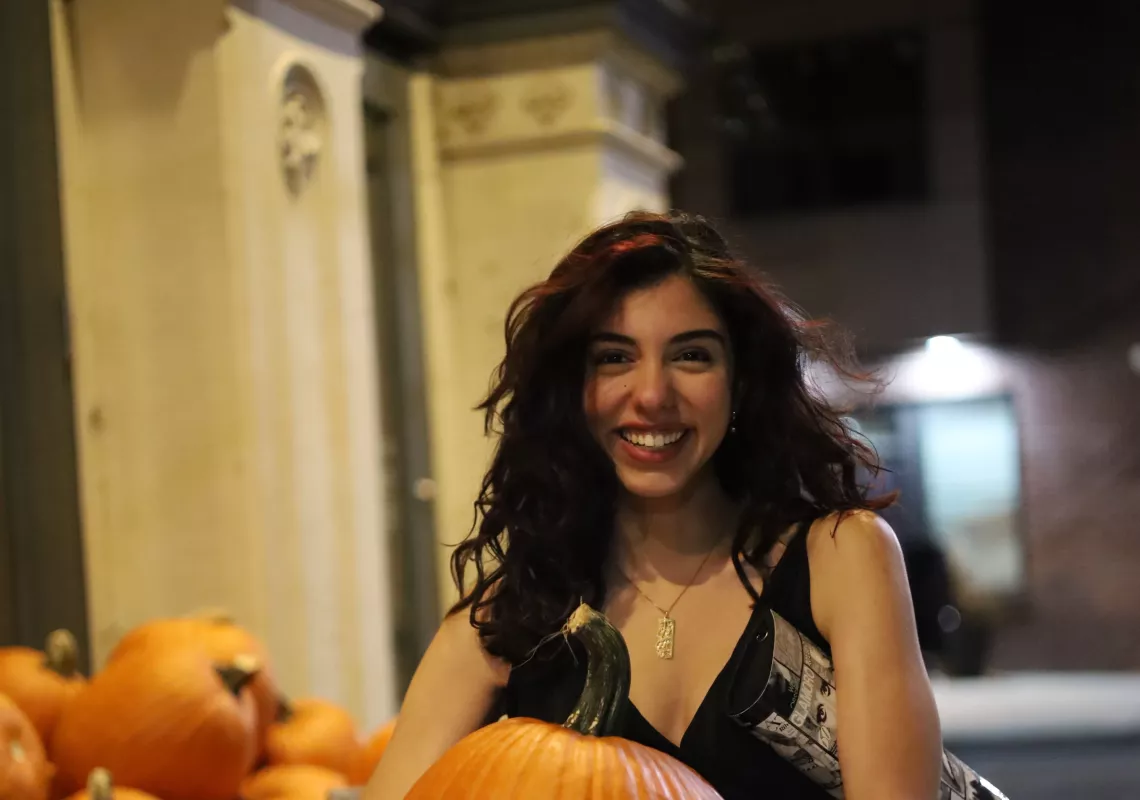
top-left (411, 29), bottom-right (684, 607)
top-left (49, 0), bottom-right (396, 727)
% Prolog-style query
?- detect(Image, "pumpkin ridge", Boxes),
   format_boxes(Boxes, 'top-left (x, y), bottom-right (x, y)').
top-left (468, 719), bottom-right (535, 794)
top-left (0, 692), bottom-right (51, 800)
top-left (652, 754), bottom-right (676, 796)
top-left (549, 731), bottom-right (572, 800)
top-left (586, 736), bottom-right (606, 798)
top-left (479, 719), bottom-right (542, 795)
top-left (132, 681), bottom-right (254, 791)
top-left (414, 723), bottom-right (488, 795)
top-left (499, 721), bottom-right (554, 797)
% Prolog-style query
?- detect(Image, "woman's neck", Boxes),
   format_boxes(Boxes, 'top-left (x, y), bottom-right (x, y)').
top-left (612, 472), bottom-right (740, 582)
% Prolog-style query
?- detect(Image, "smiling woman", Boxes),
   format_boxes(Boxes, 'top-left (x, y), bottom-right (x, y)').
top-left (585, 282), bottom-right (733, 493)
top-left (365, 211), bottom-right (943, 800)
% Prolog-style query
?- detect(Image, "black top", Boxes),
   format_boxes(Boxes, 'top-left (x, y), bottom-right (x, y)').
top-left (493, 523), bottom-right (833, 800)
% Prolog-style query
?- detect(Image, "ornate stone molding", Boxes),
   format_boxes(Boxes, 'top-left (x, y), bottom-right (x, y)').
top-left (278, 63), bottom-right (327, 196)
top-left (434, 60), bottom-right (675, 164)
top-left (279, 0), bottom-right (383, 35)
top-left (439, 121), bottom-right (682, 176)
top-left (521, 79), bottom-right (573, 127)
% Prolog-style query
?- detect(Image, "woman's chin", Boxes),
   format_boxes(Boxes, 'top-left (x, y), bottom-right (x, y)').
top-left (616, 471), bottom-right (691, 500)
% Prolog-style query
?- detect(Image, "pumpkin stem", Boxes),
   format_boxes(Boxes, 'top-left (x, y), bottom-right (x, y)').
top-left (216, 654), bottom-right (260, 696)
top-left (43, 629), bottom-right (80, 678)
top-left (561, 603), bottom-right (630, 737)
top-left (87, 768), bottom-right (114, 800)
top-left (275, 693), bottom-right (294, 723)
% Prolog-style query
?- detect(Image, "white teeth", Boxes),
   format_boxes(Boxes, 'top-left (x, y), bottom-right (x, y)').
top-left (621, 430), bottom-right (685, 448)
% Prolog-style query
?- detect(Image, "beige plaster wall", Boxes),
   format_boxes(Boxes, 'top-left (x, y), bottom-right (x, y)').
top-left (49, 0), bottom-right (395, 728)
top-left (413, 43), bottom-right (681, 608)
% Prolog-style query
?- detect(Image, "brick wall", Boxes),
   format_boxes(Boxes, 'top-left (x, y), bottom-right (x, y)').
top-left (980, 0), bottom-right (1140, 669)
top-left (992, 349), bottom-right (1140, 669)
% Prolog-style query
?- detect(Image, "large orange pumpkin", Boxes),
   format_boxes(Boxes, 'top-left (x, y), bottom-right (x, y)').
top-left (347, 718), bottom-right (395, 785)
top-left (240, 764), bottom-right (347, 800)
top-left (107, 612), bottom-right (278, 750)
top-left (0, 631), bottom-right (85, 744)
top-left (0, 692), bottom-right (53, 800)
top-left (62, 768), bottom-right (159, 800)
top-left (264, 698), bottom-right (360, 777)
top-left (51, 649), bottom-right (260, 800)
top-left (406, 605), bottom-right (723, 799)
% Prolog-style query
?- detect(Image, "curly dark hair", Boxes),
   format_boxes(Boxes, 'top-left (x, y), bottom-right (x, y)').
top-left (449, 210), bottom-right (893, 665)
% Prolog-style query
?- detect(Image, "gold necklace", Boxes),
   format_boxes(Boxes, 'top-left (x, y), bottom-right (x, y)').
top-left (616, 547), bottom-right (717, 660)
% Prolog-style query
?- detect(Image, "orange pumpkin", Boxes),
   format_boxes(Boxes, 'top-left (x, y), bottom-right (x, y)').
top-left (51, 649), bottom-right (260, 800)
top-left (240, 764), bottom-right (347, 800)
top-left (62, 768), bottom-right (159, 800)
top-left (107, 612), bottom-right (278, 751)
top-left (406, 605), bottom-right (723, 799)
top-left (347, 719), bottom-right (395, 785)
top-left (0, 692), bottom-right (53, 800)
top-left (0, 631), bottom-right (85, 744)
top-left (264, 698), bottom-right (360, 777)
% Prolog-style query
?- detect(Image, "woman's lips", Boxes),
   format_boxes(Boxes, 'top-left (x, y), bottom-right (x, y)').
top-left (615, 429), bottom-right (690, 463)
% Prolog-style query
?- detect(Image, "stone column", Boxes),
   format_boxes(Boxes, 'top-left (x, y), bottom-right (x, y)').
top-left (49, 0), bottom-right (396, 727)
top-left (411, 28), bottom-right (684, 607)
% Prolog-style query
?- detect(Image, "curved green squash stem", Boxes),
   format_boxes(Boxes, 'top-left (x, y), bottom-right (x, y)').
top-left (561, 603), bottom-right (631, 737)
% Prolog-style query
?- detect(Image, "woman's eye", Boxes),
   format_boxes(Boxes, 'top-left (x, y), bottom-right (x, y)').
top-left (677, 349), bottom-right (712, 363)
top-left (593, 350), bottom-right (630, 366)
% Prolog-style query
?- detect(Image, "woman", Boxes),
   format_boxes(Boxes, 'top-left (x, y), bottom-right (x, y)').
top-left (367, 211), bottom-right (943, 799)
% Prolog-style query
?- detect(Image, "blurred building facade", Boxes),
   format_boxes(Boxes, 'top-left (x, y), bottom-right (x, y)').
top-left (671, 0), bottom-right (1140, 671)
top-left (360, 0), bottom-right (695, 692)
top-left (0, 0), bottom-right (694, 724)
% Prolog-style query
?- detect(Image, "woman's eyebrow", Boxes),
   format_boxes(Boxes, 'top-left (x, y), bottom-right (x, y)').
top-left (589, 329), bottom-right (726, 346)
top-left (590, 332), bottom-right (636, 346)
top-left (670, 329), bottom-right (726, 346)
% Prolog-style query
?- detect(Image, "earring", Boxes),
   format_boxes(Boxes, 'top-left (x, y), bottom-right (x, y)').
top-left (729, 410), bottom-right (738, 435)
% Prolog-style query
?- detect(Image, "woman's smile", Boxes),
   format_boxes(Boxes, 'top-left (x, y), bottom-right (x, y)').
top-left (616, 428), bottom-right (691, 463)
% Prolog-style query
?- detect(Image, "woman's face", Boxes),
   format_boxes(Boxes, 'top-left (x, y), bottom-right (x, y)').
top-left (583, 273), bottom-right (733, 499)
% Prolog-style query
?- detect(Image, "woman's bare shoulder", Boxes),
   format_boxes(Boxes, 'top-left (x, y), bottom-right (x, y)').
top-left (436, 604), bottom-right (511, 688)
top-left (804, 510), bottom-right (908, 636)
top-left (805, 509), bottom-right (896, 555)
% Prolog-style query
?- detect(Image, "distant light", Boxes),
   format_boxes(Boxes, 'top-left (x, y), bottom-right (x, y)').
top-left (897, 336), bottom-right (1003, 400)
top-left (925, 335), bottom-right (964, 355)
top-left (937, 604), bottom-right (963, 634)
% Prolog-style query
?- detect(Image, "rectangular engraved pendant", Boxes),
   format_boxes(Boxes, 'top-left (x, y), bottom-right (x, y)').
top-left (655, 616), bottom-right (676, 660)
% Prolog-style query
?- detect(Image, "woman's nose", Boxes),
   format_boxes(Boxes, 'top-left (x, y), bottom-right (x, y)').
top-left (630, 361), bottom-right (674, 412)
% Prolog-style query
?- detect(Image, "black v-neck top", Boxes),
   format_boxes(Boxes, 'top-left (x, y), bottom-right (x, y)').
top-left (492, 526), bottom-right (833, 799)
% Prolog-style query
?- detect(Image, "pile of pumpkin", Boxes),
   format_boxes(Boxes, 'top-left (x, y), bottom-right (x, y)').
top-left (4, 606), bottom-right (725, 799)
top-left (0, 614), bottom-right (394, 800)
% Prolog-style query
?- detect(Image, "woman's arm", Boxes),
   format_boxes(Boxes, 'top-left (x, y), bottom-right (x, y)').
top-left (362, 610), bottom-right (509, 799)
top-left (808, 511), bottom-right (943, 800)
